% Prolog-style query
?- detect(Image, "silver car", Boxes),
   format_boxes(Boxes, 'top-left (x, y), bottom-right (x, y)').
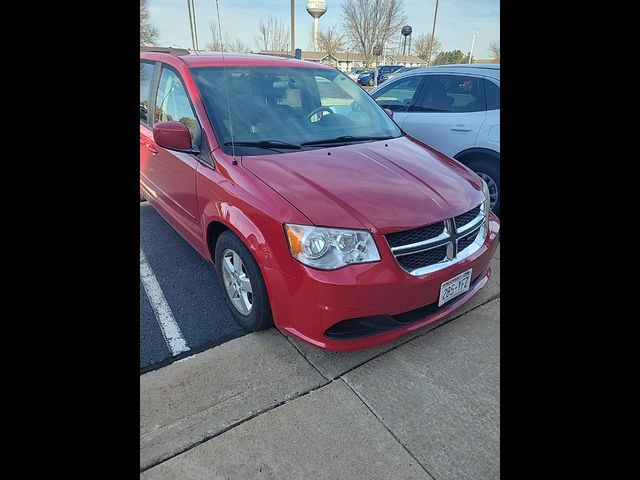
top-left (370, 64), bottom-right (500, 214)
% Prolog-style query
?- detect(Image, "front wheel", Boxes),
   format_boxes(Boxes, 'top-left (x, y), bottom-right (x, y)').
top-left (466, 159), bottom-right (500, 216)
top-left (215, 230), bottom-right (273, 331)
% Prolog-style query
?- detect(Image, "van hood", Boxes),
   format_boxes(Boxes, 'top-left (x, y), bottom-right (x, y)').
top-left (241, 136), bottom-right (484, 234)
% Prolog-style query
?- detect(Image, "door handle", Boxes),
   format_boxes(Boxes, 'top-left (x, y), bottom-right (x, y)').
top-left (145, 143), bottom-right (158, 155)
top-left (450, 125), bottom-right (472, 132)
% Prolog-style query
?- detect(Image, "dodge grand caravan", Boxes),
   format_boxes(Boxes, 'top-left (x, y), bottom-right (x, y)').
top-left (139, 48), bottom-right (500, 351)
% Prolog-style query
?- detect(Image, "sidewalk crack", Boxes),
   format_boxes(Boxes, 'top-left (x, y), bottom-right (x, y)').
top-left (278, 329), bottom-right (332, 381)
top-left (140, 381), bottom-right (330, 473)
top-left (340, 377), bottom-right (437, 480)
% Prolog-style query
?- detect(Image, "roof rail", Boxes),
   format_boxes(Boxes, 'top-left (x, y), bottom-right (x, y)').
top-left (140, 46), bottom-right (191, 56)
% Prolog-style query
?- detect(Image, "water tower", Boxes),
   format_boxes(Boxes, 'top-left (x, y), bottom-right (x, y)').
top-left (307, 0), bottom-right (327, 52)
top-left (401, 25), bottom-right (413, 61)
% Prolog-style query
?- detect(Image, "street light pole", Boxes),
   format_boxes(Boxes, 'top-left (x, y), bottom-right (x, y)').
top-left (291, 0), bottom-right (295, 56)
top-left (427, 0), bottom-right (440, 66)
top-left (469, 31), bottom-right (478, 64)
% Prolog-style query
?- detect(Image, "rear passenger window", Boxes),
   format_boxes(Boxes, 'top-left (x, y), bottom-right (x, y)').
top-left (155, 67), bottom-right (199, 139)
top-left (272, 75), bottom-right (304, 110)
top-left (140, 62), bottom-right (155, 123)
top-left (418, 75), bottom-right (484, 113)
top-left (484, 79), bottom-right (500, 110)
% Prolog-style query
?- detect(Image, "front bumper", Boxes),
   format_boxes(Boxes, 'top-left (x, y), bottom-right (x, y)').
top-left (264, 213), bottom-right (500, 351)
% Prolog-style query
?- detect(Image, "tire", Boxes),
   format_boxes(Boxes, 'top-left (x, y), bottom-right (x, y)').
top-left (465, 158), bottom-right (500, 217)
top-left (215, 230), bottom-right (273, 331)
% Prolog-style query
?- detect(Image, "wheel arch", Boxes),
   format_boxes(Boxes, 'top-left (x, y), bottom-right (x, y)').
top-left (454, 147), bottom-right (500, 165)
top-left (202, 205), bottom-right (297, 278)
top-left (206, 220), bottom-right (230, 263)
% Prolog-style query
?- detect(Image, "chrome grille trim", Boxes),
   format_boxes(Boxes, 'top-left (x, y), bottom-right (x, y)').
top-left (455, 211), bottom-right (484, 234)
top-left (385, 202), bottom-right (487, 276)
top-left (390, 229), bottom-right (449, 254)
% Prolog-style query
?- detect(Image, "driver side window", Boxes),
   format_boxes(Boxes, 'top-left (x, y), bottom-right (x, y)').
top-left (155, 67), bottom-right (200, 140)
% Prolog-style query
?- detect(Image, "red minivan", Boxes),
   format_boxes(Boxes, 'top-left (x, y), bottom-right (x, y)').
top-left (140, 48), bottom-right (500, 351)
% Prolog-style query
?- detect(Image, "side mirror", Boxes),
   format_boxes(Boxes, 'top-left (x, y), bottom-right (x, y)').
top-left (383, 108), bottom-right (394, 118)
top-left (153, 121), bottom-right (196, 152)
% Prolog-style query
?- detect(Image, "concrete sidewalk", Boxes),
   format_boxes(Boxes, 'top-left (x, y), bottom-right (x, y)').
top-left (140, 254), bottom-right (500, 479)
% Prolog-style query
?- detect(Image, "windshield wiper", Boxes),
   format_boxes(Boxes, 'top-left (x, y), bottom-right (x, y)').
top-left (223, 140), bottom-right (301, 150)
top-left (301, 135), bottom-right (394, 147)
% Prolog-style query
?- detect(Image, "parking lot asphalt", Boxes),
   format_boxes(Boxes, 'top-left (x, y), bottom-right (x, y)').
top-left (140, 202), bottom-right (248, 373)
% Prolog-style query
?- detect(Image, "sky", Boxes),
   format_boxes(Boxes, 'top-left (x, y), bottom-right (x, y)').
top-left (147, 0), bottom-right (499, 59)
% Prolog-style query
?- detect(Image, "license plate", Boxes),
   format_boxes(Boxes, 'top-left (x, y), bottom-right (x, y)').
top-left (438, 268), bottom-right (472, 307)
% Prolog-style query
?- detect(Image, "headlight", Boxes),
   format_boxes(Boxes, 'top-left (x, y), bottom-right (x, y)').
top-left (284, 224), bottom-right (381, 270)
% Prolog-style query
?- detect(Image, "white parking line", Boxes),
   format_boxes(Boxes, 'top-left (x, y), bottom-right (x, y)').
top-left (140, 247), bottom-right (190, 356)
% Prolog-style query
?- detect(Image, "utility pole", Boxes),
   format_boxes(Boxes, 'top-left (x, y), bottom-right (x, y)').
top-left (469, 31), bottom-right (478, 64)
top-left (427, 0), bottom-right (440, 66)
top-left (291, 0), bottom-right (295, 56)
top-left (186, 0), bottom-right (196, 51)
top-left (191, 0), bottom-right (199, 51)
top-left (186, 0), bottom-right (199, 51)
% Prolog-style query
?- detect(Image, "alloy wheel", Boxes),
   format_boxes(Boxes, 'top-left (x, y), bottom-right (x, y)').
top-left (478, 172), bottom-right (499, 210)
top-left (221, 249), bottom-right (253, 315)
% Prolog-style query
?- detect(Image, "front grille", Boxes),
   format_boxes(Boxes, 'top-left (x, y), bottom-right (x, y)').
top-left (457, 229), bottom-right (480, 252)
top-left (454, 205), bottom-right (481, 230)
top-left (386, 222), bottom-right (444, 248)
top-left (385, 203), bottom-right (485, 275)
top-left (397, 245), bottom-right (447, 271)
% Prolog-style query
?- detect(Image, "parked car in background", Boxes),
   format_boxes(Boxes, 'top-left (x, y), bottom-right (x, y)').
top-left (379, 65), bottom-right (420, 83)
top-left (348, 67), bottom-right (368, 82)
top-left (140, 49), bottom-right (500, 351)
top-left (358, 65), bottom-right (403, 86)
top-left (356, 69), bottom-right (374, 85)
top-left (370, 64), bottom-right (501, 215)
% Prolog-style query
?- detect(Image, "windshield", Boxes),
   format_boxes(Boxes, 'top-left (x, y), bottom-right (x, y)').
top-left (191, 66), bottom-right (402, 155)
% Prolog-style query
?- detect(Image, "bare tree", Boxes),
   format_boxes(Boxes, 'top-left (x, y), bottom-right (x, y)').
top-left (414, 33), bottom-right (440, 61)
top-left (255, 16), bottom-right (290, 52)
top-left (207, 22), bottom-right (251, 53)
top-left (227, 38), bottom-right (251, 53)
top-left (317, 26), bottom-right (346, 58)
top-left (341, 0), bottom-right (406, 64)
top-left (140, 0), bottom-right (159, 45)
top-left (489, 41), bottom-right (500, 62)
top-left (206, 22), bottom-right (224, 51)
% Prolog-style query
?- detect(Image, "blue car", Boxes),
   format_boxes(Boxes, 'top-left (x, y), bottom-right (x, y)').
top-left (357, 65), bottom-right (403, 86)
